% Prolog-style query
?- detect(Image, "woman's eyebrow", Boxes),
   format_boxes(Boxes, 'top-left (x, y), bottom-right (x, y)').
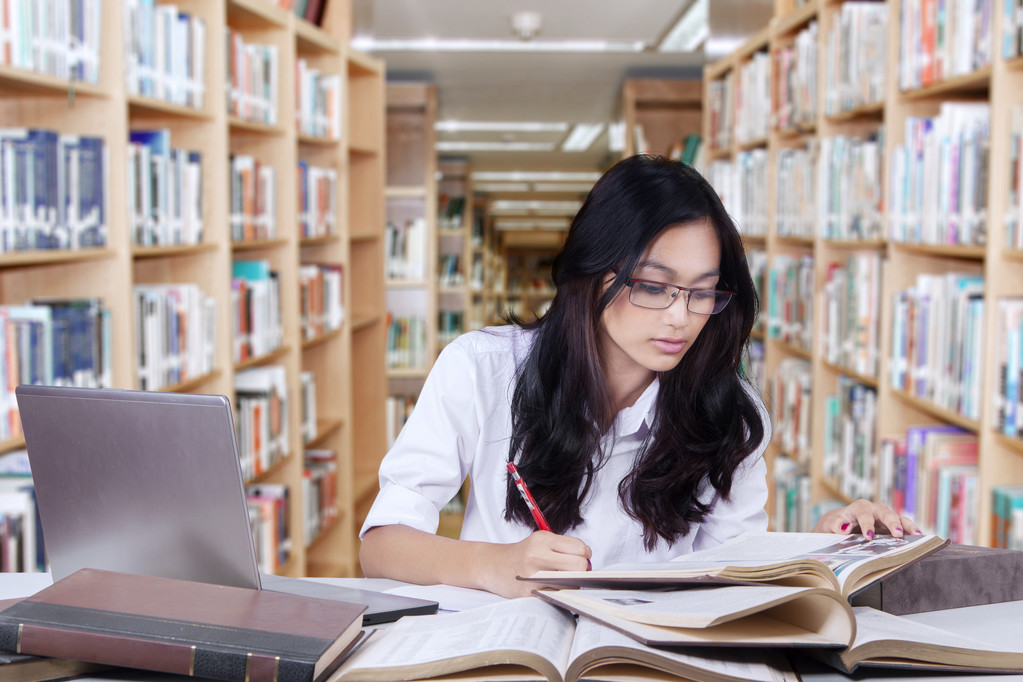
top-left (636, 260), bottom-right (721, 281)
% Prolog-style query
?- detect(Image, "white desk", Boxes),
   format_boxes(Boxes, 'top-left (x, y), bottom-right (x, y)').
top-left (2, 574), bottom-right (1022, 681)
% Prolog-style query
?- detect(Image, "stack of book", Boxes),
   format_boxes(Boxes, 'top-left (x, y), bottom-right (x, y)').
top-left (824, 2), bottom-right (887, 116)
top-left (235, 365), bottom-right (290, 480)
top-left (134, 283), bottom-right (216, 391)
top-left (226, 28), bottom-right (279, 126)
top-left (297, 162), bottom-right (337, 238)
top-left (230, 154), bottom-right (276, 243)
top-left (775, 143), bottom-right (815, 239)
top-left (231, 260), bottom-right (283, 363)
top-left (124, 2), bottom-right (206, 108)
top-left (332, 532), bottom-right (1023, 681)
top-left (0, 0), bottom-right (102, 83)
top-left (303, 448), bottom-right (338, 540)
top-left (128, 129), bottom-right (204, 247)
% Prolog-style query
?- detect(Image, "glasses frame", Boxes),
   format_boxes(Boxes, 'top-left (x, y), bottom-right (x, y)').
top-left (612, 268), bottom-right (735, 316)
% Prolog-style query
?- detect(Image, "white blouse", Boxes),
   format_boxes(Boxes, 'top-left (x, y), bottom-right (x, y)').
top-left (360, 325), bottom-right (769, 568)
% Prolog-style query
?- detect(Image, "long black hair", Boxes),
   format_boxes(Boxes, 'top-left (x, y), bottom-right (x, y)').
top-left (503, 154), bottom-right (764, 549)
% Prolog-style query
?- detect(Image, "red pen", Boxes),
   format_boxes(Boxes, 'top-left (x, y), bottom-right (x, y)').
top-left (507, 461), bottom-right (551, 532)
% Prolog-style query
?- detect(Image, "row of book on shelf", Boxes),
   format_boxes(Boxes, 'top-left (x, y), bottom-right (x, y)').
top-left (124, 0), bottom-right (206, 109)
top-left (712, 100), bottom-right (990, 249)
top-left (0, 129), bottom-right (107, 253)
top-left (0, 0), bottom-right (102, 84)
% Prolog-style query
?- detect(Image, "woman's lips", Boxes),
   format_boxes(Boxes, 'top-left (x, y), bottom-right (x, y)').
top-left (651, 337), bottom-right (686, 354)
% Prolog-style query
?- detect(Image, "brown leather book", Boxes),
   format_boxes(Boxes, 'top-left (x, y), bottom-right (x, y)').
top-left (0, 568), bottom-right (366, 682)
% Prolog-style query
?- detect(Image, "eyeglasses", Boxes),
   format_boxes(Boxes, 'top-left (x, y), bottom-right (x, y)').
top-left (614, 269), bottom-right (734, 315)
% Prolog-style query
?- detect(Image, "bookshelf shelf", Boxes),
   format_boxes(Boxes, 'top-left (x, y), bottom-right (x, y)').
top-left (1005, 248), bottom-right (1023, 263)
top-left (737, 137), bottom-right (770, 152)
top-left (348, 141), bottom-right (378, 155)
top-left (306, 418), bottom-right (345, 449)
top-left (821, 477), bottom-right (855, 506)
top-left (0, 248), bottom-right (116, 270)
top-left (132, 244), bottom-right (219, 259)
top-left (228, 117), bottom-right (287, 136)
top-left (226, 0), bottom-right (289, 28)
top-left (387, 368), bottom-right (429, 380)
top-left (295, 22), bottom-right (341, 54)
top-left (235, 346), bottom-right (292, 371)
top-left (0, 436), bottom-right (26, 456)
top-left (821, 361), bottom-right (879, 388)
top-left (889, 389), bottom-right (980, 434)
top-left (890, 242), bottom-right (987, 260)
top-left (774, 0), bottom-right (819, 35)
top-left (770, 338), bottom-right (813, 360)
top-left (825, 101), bottom-right (884, 123)
top-left (298, 134), bottom-right (341, 147)
top-left (820, 238), bottom-right (887, 250)
top-left (899, 67), bottom-right (992, 100)
top-left (776, 235), bottom-right (815, 248)
top-left (0, 65), bottom-right (105, 97)
top-left (301, 328), bottom-right (344, 351)
top-left (232, 238), bottom-right (291, 252)
top-left (306, 515), bottom-right (345, 551)
top-left (994, 433), bottom-right (1023, 456)
top-left (1008, 55), bottom-right (1023, 72)
top-left (127, 96), bottom-right (210, 120)
top-left (244, 452), bottom-right (293, 486)
top-left (299, 235), bottom-right (342, 247)
top-left (351, 315), bottom-right (380, 332)
top-left (158, 370), bottom-right (224, 395)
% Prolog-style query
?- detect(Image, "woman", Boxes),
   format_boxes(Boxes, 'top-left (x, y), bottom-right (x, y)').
top-left (360, 155), bottom-right (916, 598)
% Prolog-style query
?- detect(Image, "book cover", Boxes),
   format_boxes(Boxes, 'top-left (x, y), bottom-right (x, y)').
top-left (850, 544), bottom-right (1023, 614)
top-left (0, 568), bottom-right (366, 682)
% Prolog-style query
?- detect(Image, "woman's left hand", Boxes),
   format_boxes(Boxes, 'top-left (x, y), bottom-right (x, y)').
top-left (811, 499), bottom-right (921, 538)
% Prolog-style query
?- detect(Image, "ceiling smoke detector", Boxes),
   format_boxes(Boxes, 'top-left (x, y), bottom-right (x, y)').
top-left (511, 11), bottom-right (542, 40)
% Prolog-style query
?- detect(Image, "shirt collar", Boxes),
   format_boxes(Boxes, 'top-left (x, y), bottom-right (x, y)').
top-left (613, 376), bottom-right (660, 437)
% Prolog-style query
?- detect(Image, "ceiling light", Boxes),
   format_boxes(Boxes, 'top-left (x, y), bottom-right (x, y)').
top-left (494, 218), bottom-right (571, 231)
top-left (658, 0), bottom-right (709, 52)
top-left (350, 37), bottom-right (647, 53)
top-left (473, 182), bottom-right (532, 193)
top-left (435, 121), bottom-right (569, 133)
top-left (530, 182), bottom-right (594, 193)
top-left (472, 171), bottom-right (602, 182)
top-left (561, 123), bottom-right (605, 152)
top-left (490, 200), bottom-right (582, 213)
top-left (435, 141), bottom-right (554, 152)
top-left (511, 11), bottom-right (542, 40)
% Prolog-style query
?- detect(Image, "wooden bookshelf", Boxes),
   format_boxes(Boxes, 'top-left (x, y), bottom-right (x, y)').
top-left (621, 78), bottom-right (703, 159)
top-left (703, 0), bottom-right (1023, 544)
top-left (0, 0), bottom-right (386, 577)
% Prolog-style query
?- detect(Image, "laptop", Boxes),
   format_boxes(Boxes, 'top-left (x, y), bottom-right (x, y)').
top-left (15, 384), bottom-right (437, 625)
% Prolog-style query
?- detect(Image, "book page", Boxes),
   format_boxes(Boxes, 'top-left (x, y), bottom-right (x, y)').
top-left (665, 533), bottom-right (935, 592)
top-left (850, 606), bottom-right (1018, 651)
top-left (545, 585), bottom-right (814, 627)
top-left (336, 598), bottom-right (575, 678)
top-left (569, 616), bottom-right (799, 682)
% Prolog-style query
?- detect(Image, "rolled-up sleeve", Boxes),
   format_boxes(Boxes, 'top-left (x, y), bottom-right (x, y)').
top-left (359, 338), bottom-right (481, 538)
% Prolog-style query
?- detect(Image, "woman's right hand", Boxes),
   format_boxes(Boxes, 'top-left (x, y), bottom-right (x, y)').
top-left (477, 531), bottom-right (592, 599)
top-left (360, 524), bottom-right (591, 599)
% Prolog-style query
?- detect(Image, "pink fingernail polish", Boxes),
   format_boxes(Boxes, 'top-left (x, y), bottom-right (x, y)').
top-left (866, 530), bottom-right (874, 540)
top-left (840, 522), bottom-right (850, 532)
top-left (896, 527), bottom-right (904, 534)
top-left (914, 529), bottom-right (923, 534)
top-left (586, 559), bottom-right (592, 571)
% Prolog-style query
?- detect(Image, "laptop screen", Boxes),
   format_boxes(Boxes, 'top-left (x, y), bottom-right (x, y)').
top-left (16, 385), bottom-right (263, 589)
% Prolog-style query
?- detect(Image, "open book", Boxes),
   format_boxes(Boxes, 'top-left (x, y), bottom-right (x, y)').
top-left (524, 532), bottom-right (949, 599)
top-left (534, 584), bottom-right (855, 648)
top-left (817, 606), bottom-right (1023, 673)
top-left (333, 597), bottom-right (799, 682)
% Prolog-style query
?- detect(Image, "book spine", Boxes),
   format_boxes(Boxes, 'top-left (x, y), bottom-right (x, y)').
top-left (0, 622), bottom-right (315, 682)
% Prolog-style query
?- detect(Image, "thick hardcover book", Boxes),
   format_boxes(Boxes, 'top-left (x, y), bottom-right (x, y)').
top-left (850, 543), bottom-right (1023, 614)
top-left (0, 568), bottom-right (366, 682)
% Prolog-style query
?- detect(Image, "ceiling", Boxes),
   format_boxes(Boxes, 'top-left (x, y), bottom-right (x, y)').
top-left (351, 0), bottom-right (708, 175)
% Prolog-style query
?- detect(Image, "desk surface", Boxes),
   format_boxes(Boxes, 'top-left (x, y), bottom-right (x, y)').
top-left (1, 574), bottom-right (1022, 682)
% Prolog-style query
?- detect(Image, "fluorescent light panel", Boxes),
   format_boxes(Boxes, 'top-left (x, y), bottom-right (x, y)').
top-left (491, 200), bottom-right (582, 212)
top-left (560, 123), bottom-right (605, 152)
top-left (435, 121), bottom-right (569, 133)
top-left (472, 171), bottom-right (602, 182)
top-left (495, 218), bottom-right (570, 230)
top-left (473, 182), bottom-right (533, 193)
top-left (351, 37), bottom-right (646, 53)
top-left (435, 141), bottom-right (554, 152)
top-left (607, 121), bottom-right (626, 152)
top-left (658, 0), bottom-right (709, 52)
